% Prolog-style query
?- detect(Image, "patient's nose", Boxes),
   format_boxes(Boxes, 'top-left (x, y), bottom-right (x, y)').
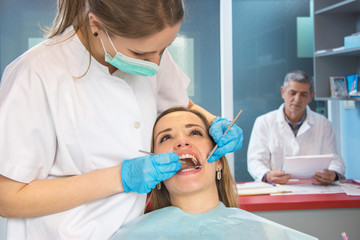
top-left (175, 138), bottom-right (192, 149)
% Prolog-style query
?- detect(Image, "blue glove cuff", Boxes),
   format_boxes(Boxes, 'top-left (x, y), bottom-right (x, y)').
top-left (121, 160), bottom-right (131, 193)
top-left (211, 116), bottom-right (224, 126)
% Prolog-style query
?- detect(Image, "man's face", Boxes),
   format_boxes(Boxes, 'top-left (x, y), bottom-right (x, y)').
top-left (281, 80), bottom-right (315, 118)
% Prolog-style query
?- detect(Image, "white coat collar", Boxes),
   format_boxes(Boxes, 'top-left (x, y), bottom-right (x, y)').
top-left (50, 25), bottom-right (122, 78)
top-left (276, 103), bottom-right (315, 136)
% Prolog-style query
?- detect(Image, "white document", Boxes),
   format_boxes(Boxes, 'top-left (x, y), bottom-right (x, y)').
top-left (236, 182), bottom-right (291, 195)
top-left (340, 183), bottom-right (360, 196)
top-left (282, 154), bottom-right (334, 179)
top-left (236, 182), bottom-right (273, 189)
top-left (272, 183), bottom-right (344, 195)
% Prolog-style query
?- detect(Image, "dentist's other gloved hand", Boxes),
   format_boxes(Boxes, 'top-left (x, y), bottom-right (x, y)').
top-left (208, 117), bottom-right (243, 163)
top-left (121, 152), bottom-right (182, 194)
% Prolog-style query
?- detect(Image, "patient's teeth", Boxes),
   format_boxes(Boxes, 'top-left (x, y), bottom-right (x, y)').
top-left (178, 153), bottom-right (201, 173)
top-left (179, 154), bottom-right (198, 164)
top-left (181, 168), bottom-right (193, 172)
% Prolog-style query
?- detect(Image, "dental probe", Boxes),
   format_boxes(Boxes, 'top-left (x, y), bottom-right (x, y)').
top-left (194, 109), bottom-right (243, 170)
top-left (138, 150), bottom-right (155, 155)
top-left (138, 150), bottom-right (186, 164)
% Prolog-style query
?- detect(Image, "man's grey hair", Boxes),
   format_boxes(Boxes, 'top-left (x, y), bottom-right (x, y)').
top-left (283, 70), bottom-right (314, 93)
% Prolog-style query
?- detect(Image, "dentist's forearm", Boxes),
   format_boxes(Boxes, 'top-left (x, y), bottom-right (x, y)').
top-left (0, 166), bottom-right (124, 218)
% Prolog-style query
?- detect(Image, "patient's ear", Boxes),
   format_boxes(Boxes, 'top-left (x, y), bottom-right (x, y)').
top-left (215, 159), bottom-right (223, 170)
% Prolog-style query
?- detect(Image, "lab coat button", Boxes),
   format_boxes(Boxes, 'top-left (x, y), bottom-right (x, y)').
top-left (134, 121), bottom-right (141, 129)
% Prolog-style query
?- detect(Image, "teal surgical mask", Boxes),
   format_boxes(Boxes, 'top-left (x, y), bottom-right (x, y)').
top-left (99, 31), bottom-right (160, 77)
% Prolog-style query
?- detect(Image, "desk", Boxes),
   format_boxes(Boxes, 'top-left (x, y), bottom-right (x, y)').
top-left (238, 182), bottom-right (360, 240)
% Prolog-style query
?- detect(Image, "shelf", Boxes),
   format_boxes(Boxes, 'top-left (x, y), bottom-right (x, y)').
top-left (315, 47), bottom-right (360, 57)
top-left (315, 97), bottom-right (360, 101)
top-left (315, 0), bottom-right (360, 14)
top-left (314, 0), bottom-right (360, 100)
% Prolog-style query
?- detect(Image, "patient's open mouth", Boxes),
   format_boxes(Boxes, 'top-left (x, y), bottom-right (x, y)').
top-left (179, 154), bottom-right (201, 172)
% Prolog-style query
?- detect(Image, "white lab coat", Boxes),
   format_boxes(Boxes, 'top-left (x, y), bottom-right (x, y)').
top-left (0, 26), bottom-right (189, 239)
top-left (247, 104), bottom-right (346, 181)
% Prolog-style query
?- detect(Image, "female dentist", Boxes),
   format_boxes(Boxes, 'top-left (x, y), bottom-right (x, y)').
top-left (0, 0), bottom-right (242, 239)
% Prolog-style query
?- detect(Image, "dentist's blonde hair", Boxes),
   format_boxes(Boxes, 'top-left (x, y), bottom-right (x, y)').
top-left (45, 0), bottom-right (184, 78)
top-left (47, 0), bottom-right (184, 38)
top-left (147, 107), bottom-right (238, 212)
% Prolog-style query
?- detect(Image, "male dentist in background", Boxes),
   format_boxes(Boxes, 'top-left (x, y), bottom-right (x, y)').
top-left (247, 70), bottom-right (345, 185)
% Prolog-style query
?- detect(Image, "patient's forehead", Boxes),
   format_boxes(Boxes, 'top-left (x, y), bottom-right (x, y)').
top-left (154, 111), bottom-right (205, 133)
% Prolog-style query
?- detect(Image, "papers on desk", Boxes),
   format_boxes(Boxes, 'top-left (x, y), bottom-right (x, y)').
top-left (273, 182), bottom-right (344, 195)
top-left (237, 181), bottom-right (360, 196)
top-left (272, 182), bottom-right (360, 196)
top-left (341, 183), bottom-right (360, 196)
top-left (282, 154), bottom-right (333, 179)
top-left (236, 182), bottom-right (291, 195)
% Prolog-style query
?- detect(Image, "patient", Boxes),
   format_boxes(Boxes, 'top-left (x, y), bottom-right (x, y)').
top-left (111, 107), bottom-right (317, 240)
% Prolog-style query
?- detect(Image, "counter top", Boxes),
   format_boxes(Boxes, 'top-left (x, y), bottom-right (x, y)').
top-left (238, 180), bottom-right (360, 212)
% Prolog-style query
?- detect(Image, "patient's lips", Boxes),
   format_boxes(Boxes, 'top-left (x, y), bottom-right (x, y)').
top-left (178, 153), bottom-right (202, 173)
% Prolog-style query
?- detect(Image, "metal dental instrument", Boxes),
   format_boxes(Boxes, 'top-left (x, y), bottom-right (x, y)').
top-left (138, 150), bottom-right (155, 155)
top-left (138, 150), bottom-right (186, 164)
top-left (194, 109), bottom-right (243, 170)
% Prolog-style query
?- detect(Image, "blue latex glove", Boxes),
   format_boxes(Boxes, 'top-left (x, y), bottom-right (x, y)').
top-left (208, 117), bottom-right (243, 163)
top-left (121, 152), bottom-right (182, 194)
